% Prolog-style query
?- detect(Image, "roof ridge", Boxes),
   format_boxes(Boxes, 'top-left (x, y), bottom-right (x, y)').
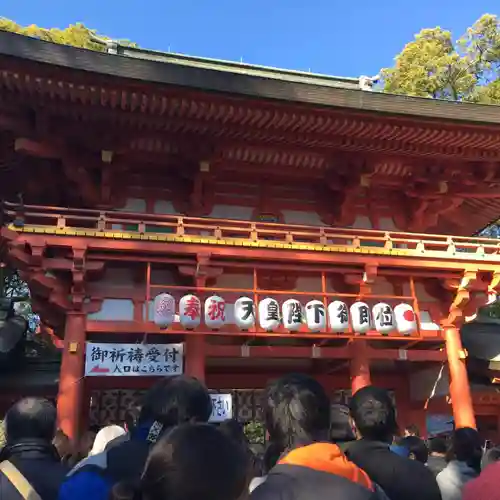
top-left (117, 45), bottom-right (359, 83)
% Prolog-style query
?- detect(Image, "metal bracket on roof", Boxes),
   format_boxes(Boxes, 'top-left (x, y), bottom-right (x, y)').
top-left (89, 33), bottom-right (119, 55)
top-left (358, 74), bottom-right (380, 91)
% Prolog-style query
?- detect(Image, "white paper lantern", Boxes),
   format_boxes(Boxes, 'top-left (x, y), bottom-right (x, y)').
top-left (372, 302), bottom-right (395, 335)
top-left (234, 296), bottom-right (255, 330)
top-left (179, 294), bottom-right (201, 329)
top-left (258, 298), bottom-right (280, 331)
top-left (328, 301), bottom-right (350, 332)
top-left (204, 295), bottom-right (226, 330)
top-left (394, 303), bottom-right (418, 335)
top-left (153, 293), bottom-right (176, 329)
top-left (350, 302), bottom-right (371, 334)
top-left (305, 300), bottom-right (326, 332)
top-left (282, 299), bottom-right (303, 332)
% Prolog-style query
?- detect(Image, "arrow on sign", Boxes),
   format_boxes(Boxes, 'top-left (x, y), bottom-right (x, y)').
top-left (90, 365), bottom-right (110, 374)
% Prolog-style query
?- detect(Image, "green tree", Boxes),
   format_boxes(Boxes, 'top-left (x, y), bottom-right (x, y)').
top-left (0, 18), bottom-right (136, 51)
top-left (1, 266), bottom-right (29, 299)
top-left (381, 14), bottom-right (500, 103)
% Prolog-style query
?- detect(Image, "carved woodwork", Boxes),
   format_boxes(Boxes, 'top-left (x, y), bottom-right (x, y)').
top-left (443, 270), bottom-right (493, 327)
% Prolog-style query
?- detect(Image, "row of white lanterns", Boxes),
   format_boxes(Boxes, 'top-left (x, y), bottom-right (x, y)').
top-left (153, 294), bottom-right (418, 335)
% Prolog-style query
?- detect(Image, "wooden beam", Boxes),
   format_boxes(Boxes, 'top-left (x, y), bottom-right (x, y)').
top-left (85, 320), bottom-right (443, 343)
top-left (13, 138), bottom-right (101, 206)
top-left (23, 234), bottom-right (500, 273)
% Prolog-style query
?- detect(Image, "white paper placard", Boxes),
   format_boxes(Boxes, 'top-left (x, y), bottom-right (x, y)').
top-left (209, 393), bottom-right (233, 422)
top-left (85, 342), bottom-right (183, 377)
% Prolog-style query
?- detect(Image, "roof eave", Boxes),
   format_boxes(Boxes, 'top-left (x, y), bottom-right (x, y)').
top-left (1, 31), bottom-right (500, 126)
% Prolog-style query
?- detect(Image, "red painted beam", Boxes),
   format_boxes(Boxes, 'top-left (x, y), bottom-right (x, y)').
top-left (15, 234), bottom-right (500, 272)
top-left (90, 253), bottom-right (462, 279)
top-left (85, 320), bottom-right (443, 343)
top-left (205, 345), bottom-right (351, 359)
top-left (205, 344), bottom-right (446, 361)
top-left (83, 372), bottom-right (407, 391)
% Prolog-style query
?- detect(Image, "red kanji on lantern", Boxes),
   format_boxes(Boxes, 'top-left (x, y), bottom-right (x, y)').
top-left (184, 297), bottom-right (201, 320)
top-left (207, 299), bottom-right (225, 321)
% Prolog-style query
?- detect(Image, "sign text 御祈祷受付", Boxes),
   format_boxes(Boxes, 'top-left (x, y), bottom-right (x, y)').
top-left (85, 343), bottom-right (183, 377)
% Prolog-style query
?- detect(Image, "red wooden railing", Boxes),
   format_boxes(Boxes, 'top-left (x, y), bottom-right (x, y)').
top-left (2, 201), bottom-right (500, 259)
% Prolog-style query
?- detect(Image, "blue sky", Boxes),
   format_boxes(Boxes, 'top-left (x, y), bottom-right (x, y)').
top-left (3, 1), bottom-right (499, 77)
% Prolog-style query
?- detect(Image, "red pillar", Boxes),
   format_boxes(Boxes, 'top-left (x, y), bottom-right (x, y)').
top-left (57, 312), bottom-right (86, 442)
top-left (185, 276), bottom-right (206, 382)
top-left (185, 335), bottom-right (206, 382)
top-left (444, 326), bottom-right (476, 429)
top-left (350, 340), bottom-right (371, 394)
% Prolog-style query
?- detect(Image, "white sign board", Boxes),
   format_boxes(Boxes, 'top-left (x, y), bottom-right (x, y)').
top-left (209, 393), bottom-right (233, 423)
top-left (85, 343), bottom-right (183, 377)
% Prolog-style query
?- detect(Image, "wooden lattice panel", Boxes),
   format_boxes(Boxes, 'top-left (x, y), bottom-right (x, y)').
top-left (89, 389), bottom-right (146, 427)
top-left (89, 388), bottom-right (395, 428)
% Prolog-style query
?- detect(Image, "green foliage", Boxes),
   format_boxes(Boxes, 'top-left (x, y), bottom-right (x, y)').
top-left (1, 267), bottom-right (29, 299)
top-left (0, 18), bottom-right (136, 51)
top-left (482, 300), bottom-right (500, 319)
top-left (244, 420), bottom-right (265, 445)
top-left (382, 14), bottom-right (500, 103)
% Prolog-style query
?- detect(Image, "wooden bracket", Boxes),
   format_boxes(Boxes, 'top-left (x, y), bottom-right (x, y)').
top-left (446, 270), bottom-right (479, 326)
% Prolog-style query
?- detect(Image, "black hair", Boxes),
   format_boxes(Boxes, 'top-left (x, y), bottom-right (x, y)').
top-left (482, 446), bottom-right (500, 470)
top-left (219, 419), bottom-right (258, 475)
top-left (218, 419), bottom-right (248, 449)
top-left (52, 429), bottom-right (71, 461)
top-left (404, 424), bottom-right (420, 437)
top-left (262, 441), bottom-right (282, 474)
top-left (330, 404), bottom-right (356, 443)
top-left (401, 436), bottom-right (429, 464)
top-left (429, 437), bottom-right (447, 455)
top-left (139, 375), bottom-right (212, 428)
top-left (111, 423), bottom-right (249, 500)
top-left (5, 398), bottom-right (57, 443)
top-left (264, 373), bottom-right (331, 451)
top-left (349, 386), bottom-right (397, 443)
top-left (124, 407), bottom-right (140, 433)
top-left (446, 427), bottom-right (482, 473)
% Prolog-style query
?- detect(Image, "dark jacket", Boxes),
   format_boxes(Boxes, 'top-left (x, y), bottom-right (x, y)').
top-left (0, 440), bottom-right (68, 500)
top-left (250, 442), bottom-right (387, 500)
top-left (346, 439), bottom-right (441, 500)
top-left (59, 428), bottom-right (151, 500)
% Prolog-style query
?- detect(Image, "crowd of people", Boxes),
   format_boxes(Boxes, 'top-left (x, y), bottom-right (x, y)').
top-left (0, 374), bottom-right (499, 500)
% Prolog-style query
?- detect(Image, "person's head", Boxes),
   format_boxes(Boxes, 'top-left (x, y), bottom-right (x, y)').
top-left (138, 376), bottom-right (212, 437)
top-left (446, 427), bottom-right (482, 472)
top-left (5, 398), bottom-right (56, 444)
top-left (111, 423), bottom-right (249, 500)
top-left (219, 420), bottom-right (248, 450)
top-left (78, 430), bottom-right (97, 457)
top-left (404, 424), bottom-right (420, 438)
top-left (264, 373), bottom-right (331, 451)
top-left (52, 429), bottom-right (71, 460)
top-left (401, 436), bottom-right (428, 464)
top-left (349, 386), bottom-right (397, 443)
top-left (481, 446), bottom-right (500, 470)
top-left (429, 437), bottom-right (447, 456)
top-left (330, 404), bottom-right (356, 443)
top-left (90, 425), bottom-right (127, 456)
top-left (124, 408), bottom-right (140, 433)
top-left (219, 419), bottom-right (257, 478)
